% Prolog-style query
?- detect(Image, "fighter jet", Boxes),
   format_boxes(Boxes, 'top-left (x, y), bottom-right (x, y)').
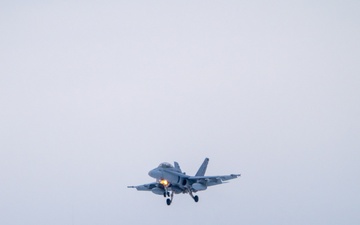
top-left (128, 158), bottom-right (240, 205)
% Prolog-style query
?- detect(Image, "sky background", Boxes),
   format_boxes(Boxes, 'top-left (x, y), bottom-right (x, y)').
top-left (1, 1), bottom-right (360, 225)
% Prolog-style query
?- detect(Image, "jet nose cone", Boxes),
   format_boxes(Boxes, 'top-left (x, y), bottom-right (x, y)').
top-left (148, 169), bottom-right (161, 178)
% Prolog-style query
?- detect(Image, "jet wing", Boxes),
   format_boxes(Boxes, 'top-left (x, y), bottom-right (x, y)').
top-left (188, 174), bottom-right (241, 186)
top-left (127, 182), bottom-right (158, 191)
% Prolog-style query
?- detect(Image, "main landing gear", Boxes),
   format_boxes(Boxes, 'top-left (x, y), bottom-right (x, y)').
top-left (189, 191), bottom-right (199, 203)
top-left (163, 191), bottom-right (199, 205)
top-left (166, 198), bottom-right (172, 205)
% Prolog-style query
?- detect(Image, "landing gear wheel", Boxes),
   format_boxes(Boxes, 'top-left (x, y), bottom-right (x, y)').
top-left (166, 198), bottom-right (172, 206)
top-left (194, 195), bottom-right (199, 202)
top-left (163, 192), bottom-right (166, 198)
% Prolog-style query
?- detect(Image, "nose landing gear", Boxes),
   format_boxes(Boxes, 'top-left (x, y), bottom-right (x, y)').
top-left (166, 191), bottom-right (174, 206)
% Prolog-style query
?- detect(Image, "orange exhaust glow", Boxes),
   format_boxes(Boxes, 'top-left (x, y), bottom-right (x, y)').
top-left (159, 179), bottom-right (169, 187)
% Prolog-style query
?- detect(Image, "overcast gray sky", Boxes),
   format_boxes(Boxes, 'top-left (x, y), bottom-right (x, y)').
top-left (1, 1), bottom-right (359, 225)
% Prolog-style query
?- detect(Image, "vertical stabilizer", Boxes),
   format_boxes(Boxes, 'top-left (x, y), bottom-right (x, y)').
top-left (195, 158), bottom-right (209, 176)
top-left (174, 161), bottom-right (182, 172)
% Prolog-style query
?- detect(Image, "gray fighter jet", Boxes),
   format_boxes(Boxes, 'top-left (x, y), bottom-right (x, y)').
top-left (128, 158), bottom-right (240, 205)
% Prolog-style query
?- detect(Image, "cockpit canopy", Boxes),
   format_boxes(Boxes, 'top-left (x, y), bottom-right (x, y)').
top-left (158, 162), bottom-right (173, 168)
